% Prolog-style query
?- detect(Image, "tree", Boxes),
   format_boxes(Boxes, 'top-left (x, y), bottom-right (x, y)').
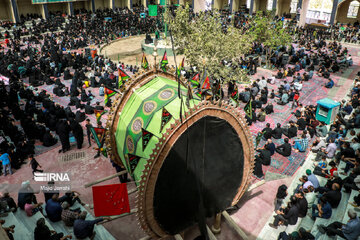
top-left (248, 11), bottom-right (292, 68)
top-left (165, 4), bottom-right (253, 84)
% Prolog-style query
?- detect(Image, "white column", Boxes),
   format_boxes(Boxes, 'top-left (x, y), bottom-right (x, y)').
top-left (298, 0), bottom-right (309, 27)
top-left (193, 0), bottom-right (206, 12)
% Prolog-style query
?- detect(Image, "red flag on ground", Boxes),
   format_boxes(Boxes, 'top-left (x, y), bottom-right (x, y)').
top-left (92, 183), bottom-right (130, 217)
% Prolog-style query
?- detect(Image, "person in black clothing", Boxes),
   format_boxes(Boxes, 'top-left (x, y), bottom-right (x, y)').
top-left (80, 89), bottom-right (89, 102)
top-left (84, 102), bottom-right (94, 114)
top-left (272, 123), bottom-right (283, 139)
top-left (276, 138), bottom-right (292, 157)
top-left (63, 69), bottom-right (72, 80)
top-left (95, 101), bottom-right (104, 111)
top-left (0, 191), bottom-right (17, 212)
top-left (256, 145), bottom-right (272, 166)
top-left (34, 218), bottom-right (71, 240)
top-left (269, 196), bottom-right (299, 229)
top-left (29, 155), bottom-right (43, 175)
top-left (343, 158), bottom-right (360, 192)
top-left (283, 121), bottom-right (298, 139)
top-left (69, 119), bottom-right (84, 149)
top-left (262, 123), bottom-right (273, 140)
top-left (43, 181), bottom-right (59, 204)
top-left (85, 119), bottom-right (93, 147)
top-left (278, 227), bottom-right (315, 240)
top-left (336, 142), bottom-right (355, 164)
top-left (322, 183), bottom-right (342, 208)
top-left (295, 192), bottom-right (308, 218)
top-left (296, 116), bottom-right (307, 131)
top-left (265, 103), bottom-right (274, 114)
top-left (42, 129), bottom-right (58, 147)
top-left (274, 184), bottom-right (288, 211)
top-left (75, 110), bottom-right (86, 123)
top-left (63, 190), bottom-right (84, 206)
top-left (56, 119), bottom-right (71, 153)
top-left (75, 98), bottom-right (85, 110)
top-left (254, 144), bottom-right (272, 178)
top-left (316, 171), bottom-right (343, 193)
top-left (266, 139), bottom-right (276, 156)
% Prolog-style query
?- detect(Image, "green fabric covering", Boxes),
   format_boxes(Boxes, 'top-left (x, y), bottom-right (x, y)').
top-left (148, 5), bottom-right (158, 16)
top-left (115, 76), bottom-right (199, 183)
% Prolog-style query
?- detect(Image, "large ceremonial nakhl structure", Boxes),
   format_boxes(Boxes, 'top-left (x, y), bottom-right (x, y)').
top-left (104, 58), bottom-right (255, 238)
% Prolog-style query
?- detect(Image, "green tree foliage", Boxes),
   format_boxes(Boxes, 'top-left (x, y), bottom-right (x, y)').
top-left (165, 4), bottom-right (253, 83)
top-left (249, 11), bottom-right (292, 67)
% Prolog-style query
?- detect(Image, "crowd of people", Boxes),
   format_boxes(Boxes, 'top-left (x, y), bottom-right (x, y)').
top-left (0, 3), bottom-right (360, 240)
top-left (203, 8), bottom-right (360, 240)
top-left (256, 75), bottom-right (360, 239)
top-left (0, 180), bottom-right (110, 240)
top-left (0, 6), bottom-right (161, 240)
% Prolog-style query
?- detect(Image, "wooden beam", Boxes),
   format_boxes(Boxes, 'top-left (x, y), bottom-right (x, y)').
top-left (222, 211), bottom-right (248, 240)
top-left (139, 236), bottom-right (151, 240)
top-left (84, 170), bottom-right (128, 188)
top-left (206, 225), bottom-right (218, 240)
top-left (247, 179), bottom-right (265, 192)
top-left (174, 234), bottom-right (184, 240)
top-left (211, 213), bottom-right (222, 234)
top-left (128, 187), bottom-right (138, 195)
top-left (99, 208), bottom-right (138, 224)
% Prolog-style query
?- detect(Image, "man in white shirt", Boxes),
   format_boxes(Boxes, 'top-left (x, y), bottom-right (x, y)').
top-left (294, 81), bottom-right (303, 91)
top-left (258, 77), bottom-right (267, 90)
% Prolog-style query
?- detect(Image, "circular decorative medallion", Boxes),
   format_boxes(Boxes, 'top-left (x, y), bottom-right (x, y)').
top-left (131, 117), bottom-right (143, 134)
top-left (143, 100), bottom-right (157, 115)
top-left (126, 135), bottom-right (134, 153)
top-left (158, 89), bottom-right (175, 101)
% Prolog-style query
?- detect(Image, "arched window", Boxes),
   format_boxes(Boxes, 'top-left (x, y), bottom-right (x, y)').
top-left (290, 0), bottom-right (299, 13)
top-left (347, 0), bottom-right (360, 18)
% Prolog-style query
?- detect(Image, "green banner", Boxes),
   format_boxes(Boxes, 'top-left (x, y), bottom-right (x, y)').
top-left (90, 127), bottom-right (102, 148)
top-left (148, 5), bottom-right (158, 16)
top-left (160, 0), bottom-right (166, 6)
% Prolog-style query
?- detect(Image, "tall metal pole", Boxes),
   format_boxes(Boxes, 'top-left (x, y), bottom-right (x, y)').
top-left (329, 0), bottom-right (338, 26)
top-left (164, 0), bottom-right (168, 38)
